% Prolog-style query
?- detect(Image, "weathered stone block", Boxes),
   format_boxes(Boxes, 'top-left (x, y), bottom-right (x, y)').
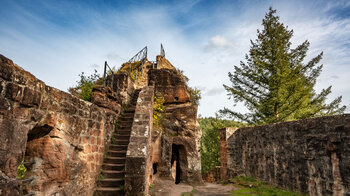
top-left (5, 83), bottom-right (23, 102)
top-left (0, 58), bottom-right (13, 81)
top-left (21, 87), bottom-right (41, 106)
top-left (125, 157), bottom-right (147, 175)
top-left (125, 176), bottom-right (146, 196)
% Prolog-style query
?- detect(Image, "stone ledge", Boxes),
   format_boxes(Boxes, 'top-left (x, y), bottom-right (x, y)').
top-left (125, 86), bottom-right (154, 196)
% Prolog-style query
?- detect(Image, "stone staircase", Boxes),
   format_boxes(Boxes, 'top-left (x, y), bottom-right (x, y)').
top-left (95, 89), bottom-right (141, 196)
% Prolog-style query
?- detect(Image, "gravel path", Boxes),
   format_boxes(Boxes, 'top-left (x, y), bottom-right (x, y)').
top-left (148, 178), bottom-right (239, 196)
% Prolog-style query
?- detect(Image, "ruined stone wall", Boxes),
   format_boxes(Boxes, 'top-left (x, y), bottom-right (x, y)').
top-left (106, 72), bottom-right (135, 106)
top-left (125, 86), bottom-right (154, 196)
top-left (220, 127), bottom-right (237, 181)
top-left (202, 166), bottom-right (220, 183)
top-left (227, 115), bottom-right (350, 195)
top-left (148, 69), bottom-right (202, 183)
top-left (0, 55), bottom-right (120, 195)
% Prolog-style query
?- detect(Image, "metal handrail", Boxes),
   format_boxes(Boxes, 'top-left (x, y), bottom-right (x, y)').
top-left (102, 61), bottom-right (115, 91)
top-left (128, 46), bottom-right (148, 74)
top-left (160, 44), bottom-right (165, 57)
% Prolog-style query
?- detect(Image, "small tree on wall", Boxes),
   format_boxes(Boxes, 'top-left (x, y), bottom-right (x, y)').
top-left (220, 7), bottom-right (346, 125)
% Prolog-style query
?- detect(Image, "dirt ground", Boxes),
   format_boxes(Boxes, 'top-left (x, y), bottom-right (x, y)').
top-left (148, 178), bottom-right (240, 196)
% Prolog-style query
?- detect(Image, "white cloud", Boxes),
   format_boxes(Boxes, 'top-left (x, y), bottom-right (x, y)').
top-left (205, 35), bottom-right (234, 51)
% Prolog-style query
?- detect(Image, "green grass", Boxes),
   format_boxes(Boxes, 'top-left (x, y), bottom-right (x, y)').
top-left (98, 174), bottom-right (105, 180)
top-left (181, 189), bottom-right (197, 196)
top-left (229, 176), bottom-right (307, 196)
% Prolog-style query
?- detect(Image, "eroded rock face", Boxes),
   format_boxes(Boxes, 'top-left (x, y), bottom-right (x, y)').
top-left (148, 68), bottom-right (202, 184)
top-left (148, 69), bottom-right (190, 104)
top-left (0, 54), bottom-right (120, 195)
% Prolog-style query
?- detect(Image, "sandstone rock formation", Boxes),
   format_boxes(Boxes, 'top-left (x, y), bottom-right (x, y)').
top-left (0, 54), bottom-right (122, 195)
top-left (148, 67), bottom-right (202, 184)
top-left (0, 52), bottom-right (203, 196)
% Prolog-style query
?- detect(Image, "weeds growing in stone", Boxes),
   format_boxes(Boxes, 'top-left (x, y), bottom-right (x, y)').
top-left (229, 176), bottom-right (306, 196)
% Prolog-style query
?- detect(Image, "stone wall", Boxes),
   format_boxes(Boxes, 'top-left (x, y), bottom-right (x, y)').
top-left (106, 72), bottom-right (135, 106)
top-left (227, 115), bottom-right (350, 195)
top-left (202, 166), bottom-right (220, 183)
top-left (0, 54), bottom-right (120, 195)
top-left (125, 86), bottom-right (154, 196)
top-left (220, 127), bottom-right (237, 181)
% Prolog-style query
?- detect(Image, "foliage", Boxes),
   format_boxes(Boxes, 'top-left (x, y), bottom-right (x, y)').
top-left (68, 70), bottom-right (101, 102)
top-left (149, 183), bottom-right (154, 189)
top-left (188, 87), bottom-right (202, 105)
top-left (17, 160), bottom-right (27, 180)
top-left (98, 174), bottom-right (105, 180)
top-left (181, 189), bottom-right (197, 196)
top-left (110, 135), bottom-right (115, 143)
top-left (199, 117), bottom-right (244, 174)
top-left (118, 61), bottom-right (143, 81)
top-left (229, 176), bottom-right (306, 196)
top-left (153, 92), bottom-right (165, 129)
top-left (220, 7), bottom-right (346, 125)
top-left (176, 68), bottom-right (189, 84)
top-left (176, 68), bottom-right (202, 105)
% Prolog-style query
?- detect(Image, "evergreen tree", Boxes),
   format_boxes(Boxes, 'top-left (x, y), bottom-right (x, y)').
top-left (220, 7), bottom-right (345, 125)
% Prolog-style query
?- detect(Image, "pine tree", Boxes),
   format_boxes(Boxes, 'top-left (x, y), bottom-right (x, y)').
top-left (220, 7), bottom-right (346, 125)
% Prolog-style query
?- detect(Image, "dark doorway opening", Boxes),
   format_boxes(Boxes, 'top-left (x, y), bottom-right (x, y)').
top-left (171, 144), bottom-right (181, 184)
top-left (153, 163), bottom-right (158, 174)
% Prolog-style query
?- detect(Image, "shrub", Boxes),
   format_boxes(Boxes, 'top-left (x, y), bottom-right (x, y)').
top-left (176, 69), bottom-right (201, 105)
top-left (188, 87), bottom-right (201, 105)
top-left (153, 92), bottom-right (165, 129)
top-left (68, 70), bottom-right (101, 101)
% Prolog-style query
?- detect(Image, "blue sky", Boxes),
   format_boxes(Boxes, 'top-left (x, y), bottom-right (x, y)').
top-left (1, 0), bottom-right (350, 117)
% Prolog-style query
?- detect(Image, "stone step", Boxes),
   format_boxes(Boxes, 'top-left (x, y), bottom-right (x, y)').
top-left (97, 178), bottom-right (124, 187)
top-left (107, 150), bottom-right (127, 157)
top-left (124, 110), bottom-right (135, 114)
top-left (118, 116), bottom-right (134, 121)
top-left (117, 124), bottom-right (132, 129)
top-left (114, 129), bottom-right (131, 135)
top-left (110, 139), bottom-right (129, 146)
top-left (102, 163), bottom-right (125, 171)
top-left (113, 134), bottom-right (130, 140)
top-left (101, 170), bottom-right (124, 178)
top-left (109, 144), bottom-right (128, 151)
top-left (104, 157), bottom-right (126, 164)
top-left (119, 113), bottom-right (135, 118)
top-left (95, 187), bottom-right (124, 196)
top-left (118, 120), bottom-right (133, 126)
top-left (113, 139), bottom-right (129, 145)
top-left (128, 106), bottom-right (136, 110)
